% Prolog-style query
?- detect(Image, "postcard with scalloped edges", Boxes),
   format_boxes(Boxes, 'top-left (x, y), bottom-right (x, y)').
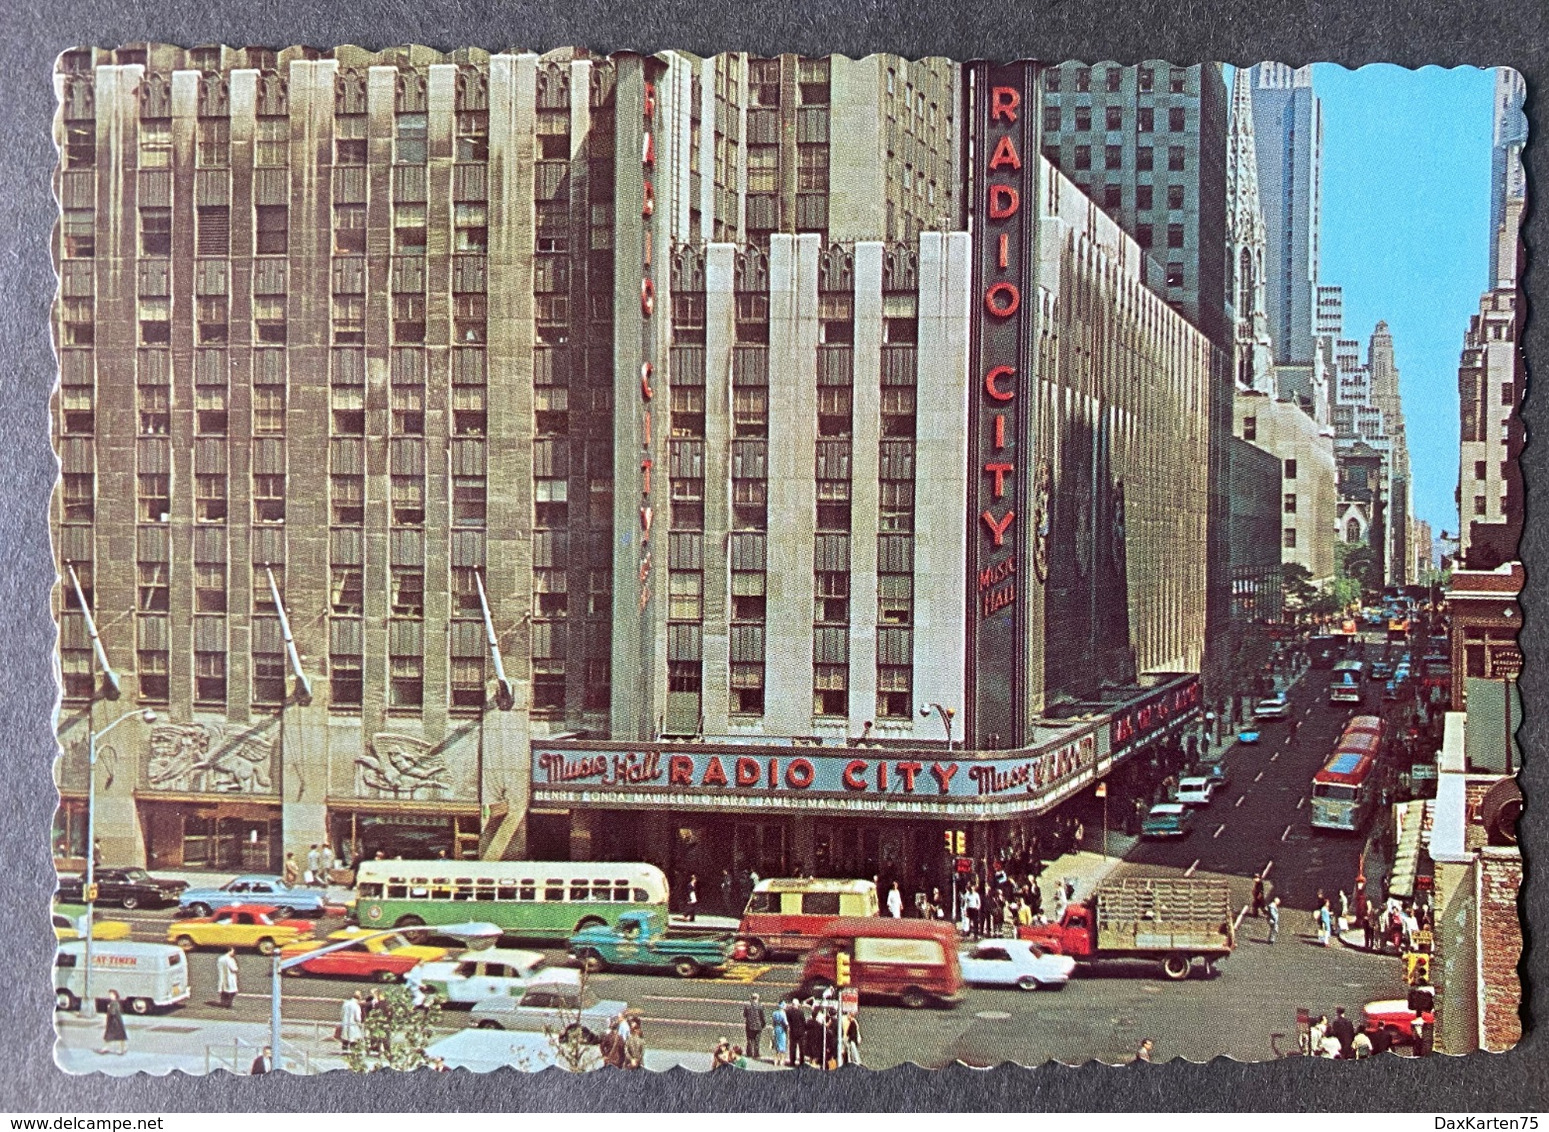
top-left (49, 47), bottom-right (1521, 1072)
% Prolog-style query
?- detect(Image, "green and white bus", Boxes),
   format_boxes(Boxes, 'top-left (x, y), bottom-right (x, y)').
top-left (353, 860), bottom-right (670, 941)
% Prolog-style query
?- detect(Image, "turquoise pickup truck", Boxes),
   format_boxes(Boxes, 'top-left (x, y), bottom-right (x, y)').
top-left (567, 910), bottom-right (734, 979)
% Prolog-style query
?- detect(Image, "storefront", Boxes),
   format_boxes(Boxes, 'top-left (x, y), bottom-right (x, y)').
top-left (531, 675), bottom-right (1201, 911)
top-left (137, 796), bottom-right (283, 872)
top-left (326, 801), bottom-right (483, 867)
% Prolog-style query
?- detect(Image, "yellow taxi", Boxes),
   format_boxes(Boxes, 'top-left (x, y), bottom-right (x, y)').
top-left (166, 903), bottom-right (316, 955)
top-left (52, 910), bottom-right (132, 942)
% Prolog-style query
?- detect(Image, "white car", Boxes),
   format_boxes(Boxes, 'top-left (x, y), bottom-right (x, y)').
top-left (958, 939), bottom-right (1076, 991)
top-left (1254, 694), bottom-right (1291, 720)
top-left (407, 948), bottom-right (554, 1006)
top-left (1175, 776), bottom-right (1217, 806)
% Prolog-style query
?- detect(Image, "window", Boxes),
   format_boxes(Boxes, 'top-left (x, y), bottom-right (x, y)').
top-left (197, 296), bottom-right (228, 344)
top-left (813, 665), bottom-right (846, 717)
top-left (1474, 495), bottom-right (1487, 516)
top-left (196, 474), bottom-right (226, 522)
top-left (1168, 184), bottom-right (1185, 209)
top-left (335, 115), bottom-right (366, 165)
top-left (456, 111), bottom-right (489, 162)
top-left (255, 117), bottom-right (288, 166)
top-left (1475, 460), bottom-right (1488, 480)
top-left (138, 384), bottom-right (170, 435)
top-left (395, 113), bottom-right (427, 164)
top-left (1169, 107), bottom-right (1186, 131)
top-left (60, 298), bottom-right (94, 346)
top-left (253, 651), bottom-right (286, 705)
top-left (1105, 105), bottom-right (1123, 130)
top-left (254, 474), bottom-right (285, 523)
top-left (1043, 105), bottom-right (1060, 132)
top-left (668, 571), bottom-right (703, 620)
top-left (195, 563), bottom-right (226, 613)
top-left (1243, 416), bottom-right (1257, 441)
top-left (390, 653), bottom-right (423, 709)
top-left (454, 203), bottom-right (488, 253)
top-left (137, 562), bottom-right (169, 612)
top-left (1044, 69), bottom-right (1061, 93)
top-left (63, 473), bottom-right (93, 521)
top-left (197, 206), bottom-right (230, 256)
top-left (880, 480), bottom-right (914, 532)
top-left (331, 652), bottom-right (362, 708)
top-left (1283, 528), bottom-right (1297, 549)
top-left (138, 474), bottom-right (170, 522)
top-left (1136, 224), bottom-right (1153, 249)
top-left (1137, 107), bottom-right (1154, 133)
top-left (1074, 107), bottom-right (1091, 131)
top-left (392, 376), bottom-right (424, 435)
top-left (1284, 493), bottom-right (1298, 514)
top-left (451, 657), bottom-right (485, 710)
top-left (455, 294), bottom-right (486, 343)
top-left (879, 573), bottom-right (913, 625)
top-left (1137, 184), bottom-right (1153, 211)
top-left (253, 380), bottom-right (286, 434)
top-left (334, 205), bottom-right (366, 255)
top-left (331, 474), bottom-right (363, 525)
top-left (64, 121), bottom-right (95, 169)
top-left (333, 296), bottom-right (366, 345)
top-left (385, 202), bottom-right (424, 255)
top-left (254, 205), bottom-right (287, 255)
top-left (139, 207), bottom-right (172, 257)
top-left (1106, 67), bottom-right (1122, 93)
top-left (138, 118), bottom-right (172, 168)
top-left (1074, 67), bottom-right (1090, 92)
top-left (138, 651), bottom-right (169, 702)
top-left (195, 652), bottom-right (226, 704)
top-left (1169, 67), bottom-right (1187, 93)
top-left (139, 298), bottom-right (170, 345)
top-left (393, 475), bottom-right (424, 525)
top-left (1167, 223), bottom-right (1184, 248)
top-left (1168, 146), bottom-right (1185, 172)
top-left (61, 209), bottom-right (94, 258)
top-left (453, 476), bottom-right (486, 526)
top-left (1103, 183), bottom-right (1121, 209)
top-left (815, 572), bottom-right (849, 625)
top-left (1073, 145), bottom-right (1091, 171)
top-left (1284, 458), bottom-right (1297, 480)
top-left (1165, 262), bottom-right (1185, 289)
top-left (1136, 147), bottom-right (1153, 171)
top-left (391, 568), bottom-right (424, 617)
top-left (253, 296), bottom-right (287, 344)
top-left (1502, 381), bottom-right (1515, 406)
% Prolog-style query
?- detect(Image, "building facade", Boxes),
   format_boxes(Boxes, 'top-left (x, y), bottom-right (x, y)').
top-left (1247, 63), bottom-right (1322, 367)
top-left (1234, 390), bottom-right (1336, 585)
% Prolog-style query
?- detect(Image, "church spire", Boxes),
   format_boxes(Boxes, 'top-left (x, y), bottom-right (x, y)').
top-left (1227, 67), bottom-right (1275, 393)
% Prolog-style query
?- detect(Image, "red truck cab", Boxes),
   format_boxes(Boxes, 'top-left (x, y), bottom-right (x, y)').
top-left (1018, 904), bottom-right (1094, 957)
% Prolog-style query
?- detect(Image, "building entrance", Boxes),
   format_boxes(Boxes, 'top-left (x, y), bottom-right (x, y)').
top-left (139, 800), bottom-right (282, 872)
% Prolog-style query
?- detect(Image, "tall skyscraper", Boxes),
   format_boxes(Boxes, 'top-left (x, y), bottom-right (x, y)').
top-left (1225, 67), bottom-right (1274, 393)
top-left (1249, 63), bottom-right (1323, 367)
top-left (1367, 322), bottom-right (1412, 584)
top-left (1488, 67), bottom-right (1526, 290)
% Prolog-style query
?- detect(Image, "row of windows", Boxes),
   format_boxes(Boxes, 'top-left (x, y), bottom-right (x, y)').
top-left (1044, 104), bottom-right (1190, 133)
top-left (1056, 143), bottom-right (1190, 174)
top-left (1047, 65), bottom-right (1190, 94)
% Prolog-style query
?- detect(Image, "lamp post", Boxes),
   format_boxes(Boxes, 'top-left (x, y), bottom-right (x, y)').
top-left (919, 703), bottom-right (956, 751)
top-left (81, 706), bottom-right (157, 1017)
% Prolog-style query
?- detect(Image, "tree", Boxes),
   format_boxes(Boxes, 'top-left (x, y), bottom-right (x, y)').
top-left (1281, 563), bottom-right (1317, 610)
top-left (544, 969), bottom-right (604, 1072)
top-left (1335, 540), bottom-right (1382, 604)
top-left (345, 986), bottom-right (443, 1073)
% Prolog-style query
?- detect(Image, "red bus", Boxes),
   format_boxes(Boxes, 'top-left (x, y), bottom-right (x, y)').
top-left (1311, 717), bottom-right (1387, 833)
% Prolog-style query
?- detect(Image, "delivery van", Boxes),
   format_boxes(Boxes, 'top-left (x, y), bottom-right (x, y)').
top-left (797, 917), bottom-right (964, 1009)
top-left (737, 878), bottom-right (879, 961)
top-left (54, 940), bottom-right (191, 1015)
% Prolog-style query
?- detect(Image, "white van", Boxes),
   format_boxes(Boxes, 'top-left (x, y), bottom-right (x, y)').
top-left (54, 940), bottom-right (191, 1015)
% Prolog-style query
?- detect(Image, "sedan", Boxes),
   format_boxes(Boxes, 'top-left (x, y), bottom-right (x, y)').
top-left (959, 939), bottom-right (1075, 991)
top-left (1363, 996), bottom-right (1434, 1050)
top-left (178, 875), bottom-right (331, 919)
top-left (408, 948), bottom-right (552, 1006)
top-left (1254, 695), bottom-right (1291, 720)
top-left (1141, 803), bottom-right (1193, 839)
top-left (57, 867), bottom-right (187, 911)
top-left (167, 904), bottom-right (315, 955)
top-left (1175, 776), bottom-right (1217, 806)
top-left (279, 928), bottom-right (449, 982)
top-left (52, 910), bottom-right (132, 942)
top-left (471, 980), bottom-right (627, 1043)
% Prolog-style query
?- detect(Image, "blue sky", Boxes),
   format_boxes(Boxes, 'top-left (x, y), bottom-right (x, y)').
top-left (1310, 63), bottom-right (1499, 544)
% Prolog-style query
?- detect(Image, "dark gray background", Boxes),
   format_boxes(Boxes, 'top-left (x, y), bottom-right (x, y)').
top-left (1, 0), bottom-right (1544, 1111)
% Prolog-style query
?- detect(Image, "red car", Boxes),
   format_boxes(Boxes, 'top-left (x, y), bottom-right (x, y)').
top-left (1363, 991), bottom-right (1435, 1051)
top-left (279, 929), bottom-right (449, 983)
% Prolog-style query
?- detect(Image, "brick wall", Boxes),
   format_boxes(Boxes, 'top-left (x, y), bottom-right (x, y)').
top-left (1477, 847), bottom-right (1523, 1051)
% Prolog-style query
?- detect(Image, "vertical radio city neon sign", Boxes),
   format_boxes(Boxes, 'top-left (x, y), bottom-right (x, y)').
top-left (966, 62), bottom-right (1038, 748)
top-left (638, 77), bottom-right (658, 613)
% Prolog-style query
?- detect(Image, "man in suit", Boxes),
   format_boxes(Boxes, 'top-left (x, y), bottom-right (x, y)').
top-left (1329, 1006), bottom-right (1357, 1059)
top-left (250, 1045), bottom-right (273, 1075)
top-left (742, 993), bottom-right (766, 1061)
top-left (783, 998), bottom-right (805, 1067)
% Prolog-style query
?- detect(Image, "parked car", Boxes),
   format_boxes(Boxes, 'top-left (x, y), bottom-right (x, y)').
top-left (471, 978), bottom-right (627, 1042)
top-left (1368, 661), bottom-right (1393, 681)
top-left (52, 908), bottom-right (132, 942)
top-left (1236, 728), bottom-right (1262, 745)
top-left (1175, 776), bottom-right (1217, 807)
top-left (1383, 679), bottom-right (1403, 702)
top-left (1192, 757), bottom-right (1230, 792)
top-left (56, 867), bottom-right (187, 911)
top-left (1141, 803), bottom-right (1193, 839)
top-left (1254, 695), bottom-right (1291, 720)
top-left (958, 939), bottom-right (1076, 991)
top-left (167, 903), bottom-right (315, 955)
top-left (279, 928), bottom-right (449, 982)
top-left (408, 948), bottom-right (552, 1006)
top-left (178, 875), bottom-right (331, 919)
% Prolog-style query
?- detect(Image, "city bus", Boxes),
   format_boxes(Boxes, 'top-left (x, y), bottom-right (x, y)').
top-left (1328, 659), bottom-right (1365, 703)
top-left (353, 861), bottom-right (670, 940)
top-left (1310, 717), bottom-right (1388, 832)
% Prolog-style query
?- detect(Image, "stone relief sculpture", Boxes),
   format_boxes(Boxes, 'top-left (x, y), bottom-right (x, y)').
top-left (145, 721), bottom-right (275, 794)
top-left (356, 733), bottom-right (450, 799)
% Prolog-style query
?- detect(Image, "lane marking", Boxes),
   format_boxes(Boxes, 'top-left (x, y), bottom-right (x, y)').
top-left (1254, 770), bottom-right (1265, 782)
top-left (1235, 795), bottom-right (1245, 808)
top-left (1233, 904), bottom-right (1250, 930)
top-left (1213, 824), bottom-right (1226, 839)
top-left (1261, 858), bottom-right (1275, 879)
top-left (643, 992), bottom-right (794, 1006)
top-left (1184, 859), bottom-right (1199, 877)
top-left (1297, 796), bottom-right (1306, 810)
top-left (1270, 752), bottom-right (1279, 762)
top-left (1281, 824), bottom-right (1293, 842)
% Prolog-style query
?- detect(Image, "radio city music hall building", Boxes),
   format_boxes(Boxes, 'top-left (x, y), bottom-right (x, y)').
top-left (52, 48), bottom-right (1210, 887)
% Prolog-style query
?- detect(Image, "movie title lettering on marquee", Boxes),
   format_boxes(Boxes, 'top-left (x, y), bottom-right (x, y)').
top-left (1109, 676), bottom-right (1203, 750)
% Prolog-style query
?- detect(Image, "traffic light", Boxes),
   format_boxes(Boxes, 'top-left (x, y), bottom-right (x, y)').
top-left (84, 883), bottom-right (99, 904)
top-left (835, 951), bottom-right (852, 988)
top-left (1405, 952), bottom-right (1431, 987)
top-left (943, 830), bottom-right (954, 853)
top-left (954, 830), bottom-right (967, 856)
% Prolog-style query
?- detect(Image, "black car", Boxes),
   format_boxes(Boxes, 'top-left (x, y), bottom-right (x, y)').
top-left (56, 867), bottom-right (188, 910)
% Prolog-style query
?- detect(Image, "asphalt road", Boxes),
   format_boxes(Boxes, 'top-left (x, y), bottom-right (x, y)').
top-left (63, 640), bottom-right (1422, 1067)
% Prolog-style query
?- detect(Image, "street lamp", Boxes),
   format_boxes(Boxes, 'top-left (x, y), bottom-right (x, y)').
top-left (81, 706), bottom-right (157, 1017)
top-left (919, 703), bottom-right (956, 750)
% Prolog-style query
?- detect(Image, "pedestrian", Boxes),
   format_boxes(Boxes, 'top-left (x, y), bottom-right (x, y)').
top-left (685, 874), bottom-right (698, 922)
top-left (305, 844), bottom-right (320, 885)
top-left (842, 1011), bottom-right (862, 1066)
top-left (742, 992), bottom-right (767, 1061)
top-left (320, 843), bottom-right (335, 881)
top-left (784, 998), bottom-right (805, 1067)
top-left (365, 989), bottom-right (387, 1053)
top-left (282, 852), bottom-right (299, 886)
top-left (1251, 874), bottom-right (1266, 918)
top-left (771, 997), bottom-right (789, 1063)
top-left (250, 1045), bottom-right (273, 1075)
top-left (803, 1006), bottom-right (826, 1069)
top-left (1329, 1006), bottom-right (1356, 1059)
top-left (1133, 1038), bottom-right (1154, 1064)
top-left (886, 881), bottom-right (903, 919)
top-left (624, 1016), bottom-right (646, 1070)
top-left (720, 870), bottom-right (734, 916)
top-left (339, 991), bottom-right (364, 1051)
top-left (1308, 1014), bottom-right (1328, 1056)
top-left (1317, 900), bottom-right (1333, 947)
top-left (216, 947), bottom-right (240, 1008)
top-left (598, 1023), bottom-right (626, 1069)
top-left (1338, 889), bottom-right (1351, 930)
top-left (964, 884), bottom-right (982, 937)
top-left (1352, 1029), bottom-right (1373, 1060)
top-left (92, 839), bottom-right (103, 868)
top-left (1016, 897), bottom-right (1032, 929)
top-left (1363, 905), bottom-right (1377, 952)
top-left (100, 989), bottom-right (128, 1056)
top-left (1266, 896), bottom-right (1281, 944)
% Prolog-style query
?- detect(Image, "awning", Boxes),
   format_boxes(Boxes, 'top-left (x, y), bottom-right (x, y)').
top-left (1387, 799), bottom-right (1431, 900)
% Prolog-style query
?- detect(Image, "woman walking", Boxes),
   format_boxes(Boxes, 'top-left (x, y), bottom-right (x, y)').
top-left (99, 989), bottom-right (128, 1056)
top-left (771, 998), bottom-right (789, 1065)
top-left (339, 991), bottom-right (364, 1052)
